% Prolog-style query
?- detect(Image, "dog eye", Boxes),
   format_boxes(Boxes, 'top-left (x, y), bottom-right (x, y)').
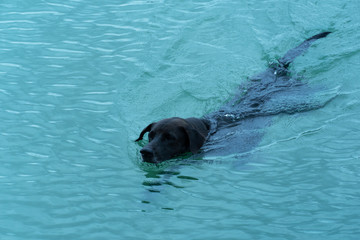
top-left (163, 133), bottom-right (175, 141)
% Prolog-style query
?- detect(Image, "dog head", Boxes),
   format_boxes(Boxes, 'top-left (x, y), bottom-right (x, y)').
top-left (135, 117), bottom-right (210, 163)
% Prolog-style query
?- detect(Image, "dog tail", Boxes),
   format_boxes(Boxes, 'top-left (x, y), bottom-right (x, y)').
top-left (278, 31), bottom-right (331, 68)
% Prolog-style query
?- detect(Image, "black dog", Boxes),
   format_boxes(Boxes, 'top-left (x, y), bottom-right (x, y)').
top-left (136, 32), bottom-right (331, 163)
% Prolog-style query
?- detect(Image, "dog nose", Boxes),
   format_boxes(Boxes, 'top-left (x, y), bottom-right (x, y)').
top-left (140, 148), bottom-right (154, 162)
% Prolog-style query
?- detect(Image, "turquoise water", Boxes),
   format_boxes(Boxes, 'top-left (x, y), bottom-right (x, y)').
top-left (1, 0), bottom-right (360, 239)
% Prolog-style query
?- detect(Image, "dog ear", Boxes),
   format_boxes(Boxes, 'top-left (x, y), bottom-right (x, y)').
top-left (183, 127), bottom-right (206, 154)
top-left (135, 123), bottom-right (154, 142)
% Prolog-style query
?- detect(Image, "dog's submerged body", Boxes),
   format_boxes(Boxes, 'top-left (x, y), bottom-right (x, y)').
top-left (136, 32), bottom-right (331, 163)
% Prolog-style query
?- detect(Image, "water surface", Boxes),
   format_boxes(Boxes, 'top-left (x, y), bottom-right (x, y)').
top-left (1, 0), bottom-right (360, 239)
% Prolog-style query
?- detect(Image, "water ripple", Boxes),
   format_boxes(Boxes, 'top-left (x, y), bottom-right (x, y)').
top-left (4, 11), bottom-right (65, 16)
top-left (0, 0), bottom-right (359, 239)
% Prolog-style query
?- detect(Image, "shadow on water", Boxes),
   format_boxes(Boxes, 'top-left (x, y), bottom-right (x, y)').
top-left (136, 147), bottom-right (262, 211)
top-left (139, 153), bottom-right (200, 190)
top-left (137, 156), bottom-right (199, 211)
